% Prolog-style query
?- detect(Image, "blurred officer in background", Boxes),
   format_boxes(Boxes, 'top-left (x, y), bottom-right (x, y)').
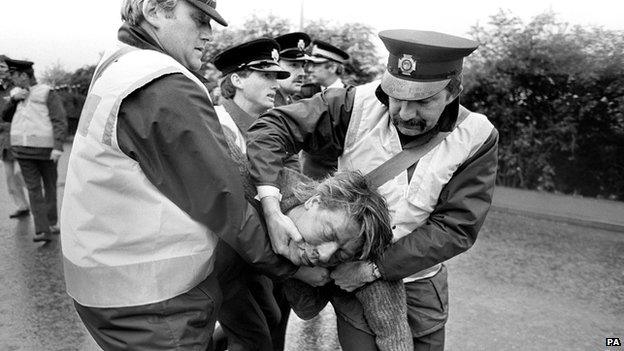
top-left (0, 55), bottom-right (29, 221)
top-left (273, 32), bottom-right (313, 107)
top-left (2, 58), bottom-right (66, 243)
top-left (297, 40), bottom-right (352, 180)
top-left (307, 40), bottom-right (350, 90)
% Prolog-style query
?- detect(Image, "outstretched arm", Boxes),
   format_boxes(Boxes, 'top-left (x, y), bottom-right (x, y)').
top-left (116, 73), bottom-right (297, 279)
top-left (246, 88), bottom-right (355, 258)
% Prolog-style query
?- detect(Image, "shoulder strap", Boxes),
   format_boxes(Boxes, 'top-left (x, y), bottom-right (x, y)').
top-left (365, 106), bottom-right (471, 189)
top-left (87, 46), bottom-right (137, 93)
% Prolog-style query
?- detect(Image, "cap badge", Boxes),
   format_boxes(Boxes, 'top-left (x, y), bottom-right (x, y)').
top-left (398, 54), bottom-right (416, 75)
top-left (271, 48), bottom-right (280, 62)
top-left (297, 39), bottom-right (305, 51)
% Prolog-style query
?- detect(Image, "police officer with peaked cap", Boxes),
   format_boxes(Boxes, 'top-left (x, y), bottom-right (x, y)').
top-left (212, 38), bottom-right (313, 351)
top-left (213, 38), bottom-right (290, 80)
top-left (299, 39), bottom-right (351, 180)
top-left (211, 38), bottom-right (289, 351)
top-left (62, 0), bottom-right (301, 349)
top-left (245, 29), bottom-right (499, 350)
top-left (267, 32), bottom-right (316, 351)
top-left (3, 57), bottom-right (67, 242)
top-left (307, 39), bottom-right (350, 89)
top-left (0, 55), bottom-right (31, 220)
top-left (272, 32), bottom-right (313, 107)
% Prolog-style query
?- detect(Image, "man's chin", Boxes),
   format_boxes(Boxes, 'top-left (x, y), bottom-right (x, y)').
top-left (396, 125), bottom-right (424, 136)
top-left (187, 53), bottom-right (203, 72)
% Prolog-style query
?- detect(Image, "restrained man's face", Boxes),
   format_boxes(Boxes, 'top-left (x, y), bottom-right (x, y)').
top-left (388, 88), bottom-right (454, 136)
top-left (286, 196), bottom-right (362, 267)
top-left (277, 60), bottom-right (306, 95)
top-left (154, 1), bottom-right (213, 71)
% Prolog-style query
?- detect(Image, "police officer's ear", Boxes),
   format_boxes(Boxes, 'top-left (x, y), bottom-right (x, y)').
top-left (328, 62), bottom-right (338, 75)
top-left (230, 72), bottom-right (245, 90)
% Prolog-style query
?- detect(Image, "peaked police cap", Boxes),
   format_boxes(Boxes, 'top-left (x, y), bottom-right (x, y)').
top-left (379, 29), bottom-right (478, 100)
top-left (308, 40), bottom-right (349, 64)
top-left (4, 57), bottom-right (34, 72)
top-left (186, 0), bottom-right (228, 26)
top-left (212, 38), bottom-right (290, 79)
top-left (274, 32), bottom-right (312, 62)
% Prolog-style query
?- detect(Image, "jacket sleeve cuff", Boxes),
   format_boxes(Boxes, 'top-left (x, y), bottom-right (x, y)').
top-left (255, 185), bottom-right (282, 201)
top-left (374, 259), bottom-right (388, 279)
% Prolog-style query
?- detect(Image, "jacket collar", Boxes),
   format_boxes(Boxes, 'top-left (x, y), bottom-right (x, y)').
top-left (274, 89), bottom-right (291, 107)
top-left (221, 98), bottom-right (256, 134)
top-left (118, 23), bottom-right (165, 53)
top-left (117, 23), bottom-right (207, 82)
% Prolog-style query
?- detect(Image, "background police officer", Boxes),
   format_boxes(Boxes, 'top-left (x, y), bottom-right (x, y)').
top-left (273, 32), bottom-right (313, 107)
top-left (307, 39), bottom-right (350, 90)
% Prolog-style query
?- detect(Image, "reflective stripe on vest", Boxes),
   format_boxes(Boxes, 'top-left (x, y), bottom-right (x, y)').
top-left (61, 45), bottom-right (218, 308)
top-left (10, 84), bottom-right (54, 148)
top-left (214, 105), bottom-right (247, 153)
top-left (338, 81), bottom-right (495, 282)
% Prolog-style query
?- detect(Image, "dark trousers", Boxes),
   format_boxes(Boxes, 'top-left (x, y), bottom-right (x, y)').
top-left (74, 275), bottom-right (221, 351)
top-left (213, 241), bottom-right (279, 351)
top-left (336, 312), bottom-right (445, 351)
top-left (270, 281), bottom-right (292, 351)
top-left (218, 276), bottom-right (275, 351)
top-left (336, 324), bottom-right (445, 351)
top-left (16, 158), bottom-right (57, 233)
top-left (336, 266), bottom-right (449, 351)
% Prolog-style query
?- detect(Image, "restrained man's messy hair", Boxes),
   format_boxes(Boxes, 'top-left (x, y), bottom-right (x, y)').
top-left (292, 171), bottom-right (393, 262)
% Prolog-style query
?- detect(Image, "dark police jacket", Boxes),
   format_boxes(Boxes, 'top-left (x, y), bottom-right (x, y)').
top-left (112, 24), bottom-right (296, 280)
top-left (275, 85), bottom-right (340, 180)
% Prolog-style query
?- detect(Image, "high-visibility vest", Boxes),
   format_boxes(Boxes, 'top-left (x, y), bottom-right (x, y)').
top-left (61, 44), bottom-right (218, 308)
top-left (338, 81), bottom-right (494, 282)
top-left (10, 84), bottom-right (54, 148)
top-left (214, 105), bottom-right (247, 153)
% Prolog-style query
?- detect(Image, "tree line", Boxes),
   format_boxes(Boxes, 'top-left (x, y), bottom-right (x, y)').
top-left (462, 11), bottom-right (623, 200)
top-left (42, 11), bottom-right (623, 200)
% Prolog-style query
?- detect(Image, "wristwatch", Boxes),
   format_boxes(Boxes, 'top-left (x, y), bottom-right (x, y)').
top-left (369, 262), bottom-right (382, 280)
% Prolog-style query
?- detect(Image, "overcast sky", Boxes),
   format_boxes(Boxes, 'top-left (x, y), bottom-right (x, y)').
top-left (1, 0), bottom-right (623, 75)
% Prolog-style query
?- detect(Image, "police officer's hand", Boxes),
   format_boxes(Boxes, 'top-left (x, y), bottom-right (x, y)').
top-left (50, 149), bottom-right (63, 162)
top-left (261, 195), bottom-right (303, 262)
top-left (293, 266), bottom-right (331, 287)
top-left (331, 261), bottom-right (377, 292)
